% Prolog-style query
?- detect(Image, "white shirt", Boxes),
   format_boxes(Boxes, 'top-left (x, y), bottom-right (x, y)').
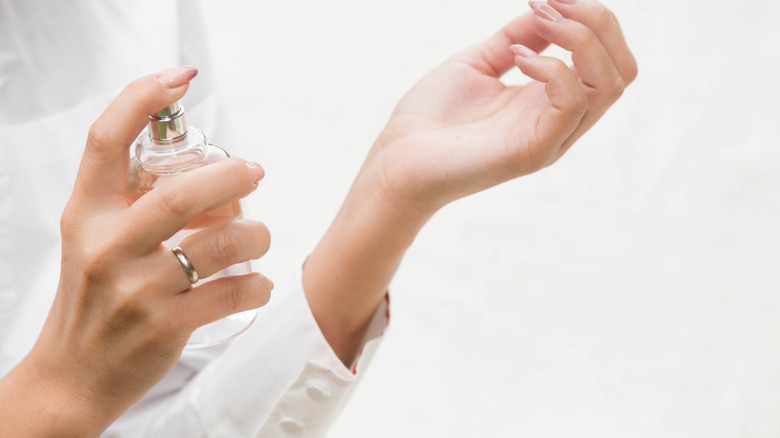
top-left (0, 1), bottom-right (386, 436)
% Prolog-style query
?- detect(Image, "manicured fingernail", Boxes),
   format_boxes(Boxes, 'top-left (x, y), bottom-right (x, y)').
top-left (247, 162), bottom-right (265, 183)
top-left (529, 1), bottom-right (565, 22)
top-left (509, 44), bottom-right (537, 58)
top-left (552, 0), bottom-right (576, 4)
top-left (157, 66), bottom-right (198, 89)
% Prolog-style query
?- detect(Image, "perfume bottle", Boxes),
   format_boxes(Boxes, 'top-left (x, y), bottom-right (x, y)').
top-left (125, 102), bottom-right (256, 348)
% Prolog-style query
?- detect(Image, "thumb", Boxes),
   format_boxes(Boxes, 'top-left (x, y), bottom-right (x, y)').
top-left (74, 66), bottom-right (198, 206)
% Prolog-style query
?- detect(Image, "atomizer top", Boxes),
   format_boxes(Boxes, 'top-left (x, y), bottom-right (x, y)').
top-left (148, 102), bottom-right (188, 141)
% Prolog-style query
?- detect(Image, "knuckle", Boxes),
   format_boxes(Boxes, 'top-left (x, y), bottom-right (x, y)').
top-left (541, 154), bottom-right (561, 170)
top-left (158, 185), bottom-right (196, 217)
top-left (499, 28), bottom-right (514, 48)
top-left (60, 203), bottom-right (79, 236)
top-left (222, 281), bottom-right (245, 314)
top-left (248, 222), bottom-right (271, 258)
top-left (86, 123), bottom-right (110, 154)
top-left (550, 59), bottom-right (571, 78)
top-left (208, 228), bottom-right (241, 266)
top-left (81, 243), bottom-right (112, 281)
top-left (573, 28), bottom-right (597, 48)
top-left (624, 57), bottom-right (639, 84)
top-left (225, 159), bottom-right (252, 188)
top-left (575, 94), bottom-right (589, 115)
top-left (146, 309), bottom-right (176, 337)
top-left (608, 74), bottom-right (626, 100)
top-left (594, 4), bottom-right (618, 30)
top-left (122, 79), bottom-right (146, 106)
top-left (250, 275), bottom-right (273, 308)
top-left (255, 290), bottom-right (272, 309)
top-left (569, 87), bottom-right (589, 115)
top-left (109, 288), bottom-right (150, 330)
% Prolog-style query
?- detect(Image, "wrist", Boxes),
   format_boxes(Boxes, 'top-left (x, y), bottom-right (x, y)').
top-left (302, 141), bottom-right (434, 365)
top-left (352, 158), bottom-right (433, 239)
top-left (1, 354), bottom-right (103, 437)
top-left (364, 133), bottom-right (445, 225)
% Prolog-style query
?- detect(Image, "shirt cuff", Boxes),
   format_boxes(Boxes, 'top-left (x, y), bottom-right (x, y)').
top-left (176, 262), bottom-right (388, 437)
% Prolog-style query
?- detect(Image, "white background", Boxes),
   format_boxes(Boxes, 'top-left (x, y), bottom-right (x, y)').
top-left (200, 1), bottom-right (780, 436)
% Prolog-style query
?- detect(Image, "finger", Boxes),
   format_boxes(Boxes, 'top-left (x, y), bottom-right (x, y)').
top-left (177, 219), bottom-right (271, 281)
top-left (74, 66), bottom-right (198, 205)
top-left (454, 12), bottom-right (550, 77)
top-left (529, 1), bottom-right (624, 105)
top-left (173, 273), bottom-right (273, 332)
top-left (549, 0), bottom-right (638, 84)
top-left (511, 44), bottom-right (588, 120)
top-left (508, 45), bottom-right (587, 166)
top-left (123, 158), bottom-right (263, 253)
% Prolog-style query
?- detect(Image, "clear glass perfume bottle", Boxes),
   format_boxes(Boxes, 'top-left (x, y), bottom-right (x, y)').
top-left (125, 102), bottom-right (256, 348)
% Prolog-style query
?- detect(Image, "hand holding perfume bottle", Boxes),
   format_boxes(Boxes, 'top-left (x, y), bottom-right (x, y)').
top-left (0, 67), bottom-right (273, 437)
top-left (126, 101), bottom-right (262, 348)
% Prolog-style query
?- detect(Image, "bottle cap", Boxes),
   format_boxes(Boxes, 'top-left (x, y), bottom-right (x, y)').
top-left (148, 102), bottom-right (187, 141)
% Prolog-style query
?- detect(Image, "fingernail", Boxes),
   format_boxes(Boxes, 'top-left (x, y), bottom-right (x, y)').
top-left (157, 66), bottom-right (198, 89)
top-left (268, 278), bottom-right (274, 290)
top-left (529, 1), bottom-right (565, 22)
top-left (509, 44), bottom-right (537, 58)
top-left (247, 162), bottom-right (265, 183)
top-left (552, 0), bottom-right (576, 4)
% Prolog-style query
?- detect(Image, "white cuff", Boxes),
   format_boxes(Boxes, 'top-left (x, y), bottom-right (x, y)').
top-left (128, 263), bottom-right (389, 438)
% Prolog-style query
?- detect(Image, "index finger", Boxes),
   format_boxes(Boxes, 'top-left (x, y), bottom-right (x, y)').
top-left (454, 12), bottom-right (550, 77)
top-left (73, 66), bottom-right (199, 206)
top-left (122, 158), bottom-right (262, 254)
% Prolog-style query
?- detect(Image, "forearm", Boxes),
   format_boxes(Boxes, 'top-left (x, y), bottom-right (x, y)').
top-left (0, 355), bottom-right (111, 438)
top-left (302, 150), bottom-right (431, 365)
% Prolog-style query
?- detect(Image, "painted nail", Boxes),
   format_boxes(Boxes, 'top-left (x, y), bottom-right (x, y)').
top-left (247, 162), bottom-right (265, 183)
top-left (509, 44), bottom-right (537, 58)
top-left (529, 1), bottom-right (565, 22)
top-left (157, 66), bottom-right (198, 89)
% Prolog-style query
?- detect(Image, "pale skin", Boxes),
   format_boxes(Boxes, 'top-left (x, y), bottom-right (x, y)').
top-left (0, 1), bottom-right (636, 436)
top-left (306, 0), bottom-right (637, 363)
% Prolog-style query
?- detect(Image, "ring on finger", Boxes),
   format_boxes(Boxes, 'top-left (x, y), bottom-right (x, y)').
top-left (171, 246), bottom-right (199, 284)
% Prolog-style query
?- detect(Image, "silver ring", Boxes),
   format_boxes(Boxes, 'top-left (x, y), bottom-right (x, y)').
top-left (171, 246), bottom-right (199, 284)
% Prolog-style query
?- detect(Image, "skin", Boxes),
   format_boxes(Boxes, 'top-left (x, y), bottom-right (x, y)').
top-left (0, 68), bottom-right (274, 437)
top-left (0, 1), bottom-right (636, 436)
top-left (305, 0), bottom-right (637, 363)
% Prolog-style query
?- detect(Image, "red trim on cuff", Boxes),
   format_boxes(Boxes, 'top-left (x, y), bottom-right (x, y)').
top-left (350, 293), bottom-right (391, 375)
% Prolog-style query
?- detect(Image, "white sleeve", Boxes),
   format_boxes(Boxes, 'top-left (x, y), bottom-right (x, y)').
top-left (102, 264), bottom-right (389, 438)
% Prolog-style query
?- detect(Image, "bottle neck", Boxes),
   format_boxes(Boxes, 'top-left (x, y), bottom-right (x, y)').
top-left (135, 126), bottom-right (208, 175)
top-left (149, 103), bottom-right (187, 141)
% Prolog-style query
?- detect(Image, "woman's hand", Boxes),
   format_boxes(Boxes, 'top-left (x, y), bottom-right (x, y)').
top-left (305, 0), bottom-right (636, 364)
top-left (370, 0), bottom-right (638, 215)
top-left (0, 67), bottom-right (273, 437)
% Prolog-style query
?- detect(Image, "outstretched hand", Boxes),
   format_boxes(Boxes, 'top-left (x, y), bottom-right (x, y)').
top-left (304, 0), bottom-right (637, 365)
top-left (371, 0), bottom-right (637, 214)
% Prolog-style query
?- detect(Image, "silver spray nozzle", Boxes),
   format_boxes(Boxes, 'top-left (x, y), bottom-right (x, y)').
top-left (148, 102), bottom-right (187, 141)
